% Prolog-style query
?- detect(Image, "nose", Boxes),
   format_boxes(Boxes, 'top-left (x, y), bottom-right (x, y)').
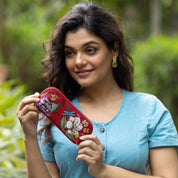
top-left (75, 53), bottom-right (87, 68)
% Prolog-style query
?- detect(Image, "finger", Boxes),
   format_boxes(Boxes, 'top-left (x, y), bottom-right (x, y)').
top-left (76, 154), bottom-right (95, 164)
top-left (20, 111), bottom-right (39, 124)
top-left (78, 148), bottom-right (94, 161)
top-left (18, 110), bottom-right (36, 121)
top-left (17, 93), bottom-right (40, 114)
top-left (79, 135), bottom-right (102, 147)
top-left (19, 113), bottom-right (40, 131)
top-left (77, 149), bottom-right (103, 165)
top-left (78, 135), bottom-right (105, 153)
top-left (101, 145), bottom-right (105, 151)
top-left (18, 104), bottom-right (40, 119)
top-left (78, 139), bottom-right (98, 151)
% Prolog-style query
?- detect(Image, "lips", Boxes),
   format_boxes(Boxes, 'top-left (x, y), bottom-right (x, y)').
top-left (75, 69), bottom-right (93, 77)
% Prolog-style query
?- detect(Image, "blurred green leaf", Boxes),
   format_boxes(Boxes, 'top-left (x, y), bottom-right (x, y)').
top-left (132, 34), bottom-right (178, 128)
top-left (0, 80), bottom-right (27, 176)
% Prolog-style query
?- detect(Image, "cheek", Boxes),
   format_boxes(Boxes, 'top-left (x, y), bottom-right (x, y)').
top-left (65, 60), bottom-right (76, 79)
top-left (95, 55), bottom-right (112, 70)
top-left (65, 60), bottom-right (73, 71)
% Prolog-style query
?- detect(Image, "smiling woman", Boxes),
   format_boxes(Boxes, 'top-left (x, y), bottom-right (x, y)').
top-left (41, 3), bottom-right (134, 100)
top-left (16, 3), bottom-right (178, 178)
top-left (64, 28), bottom-right (117, 88)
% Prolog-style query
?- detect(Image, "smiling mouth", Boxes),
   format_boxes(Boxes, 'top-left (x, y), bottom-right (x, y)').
top-left (76, 69), bottom-right (93, 77)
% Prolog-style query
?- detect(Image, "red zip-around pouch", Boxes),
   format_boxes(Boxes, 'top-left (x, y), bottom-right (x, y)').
top-left (37, 87), bottom-right (93, 144)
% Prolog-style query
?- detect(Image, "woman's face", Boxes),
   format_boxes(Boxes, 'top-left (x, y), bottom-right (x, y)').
top-left (64, 28), bottom-right (116, 88)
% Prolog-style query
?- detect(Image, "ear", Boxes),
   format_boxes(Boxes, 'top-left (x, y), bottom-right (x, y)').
top-left (112, 42), bottom-right (119, 57)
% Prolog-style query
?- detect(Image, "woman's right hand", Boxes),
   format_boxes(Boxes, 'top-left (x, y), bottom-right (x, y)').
top-left (16, 93), bottom-right (40, 139)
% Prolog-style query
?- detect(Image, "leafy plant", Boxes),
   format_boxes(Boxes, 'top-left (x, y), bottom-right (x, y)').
top-left (0, 80), bottom-right (27, 178)
top-left (132, 34), bottom-right (178, 128)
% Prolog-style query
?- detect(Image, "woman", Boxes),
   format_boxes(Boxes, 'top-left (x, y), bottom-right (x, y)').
top-left (16, 3), bottom-right (178, 178)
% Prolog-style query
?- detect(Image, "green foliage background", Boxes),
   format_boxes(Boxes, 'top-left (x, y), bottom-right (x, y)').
top-left (0, 80), bottom-right (27, 177)
top-left (133, 35), bottom-right (178, 127)
top-left (0, 0), bottom-right (178, 176)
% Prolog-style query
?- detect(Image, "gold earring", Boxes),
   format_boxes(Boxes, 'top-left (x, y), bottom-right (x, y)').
top-left (112, 56), bottom-right (117, 68)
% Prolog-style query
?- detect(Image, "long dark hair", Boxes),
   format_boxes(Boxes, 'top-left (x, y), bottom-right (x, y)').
top-left (38, 3), bottom-right (134, 142)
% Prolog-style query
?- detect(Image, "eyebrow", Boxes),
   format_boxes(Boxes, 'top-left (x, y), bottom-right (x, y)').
top-left (64, 41), bottom-right (100, 49)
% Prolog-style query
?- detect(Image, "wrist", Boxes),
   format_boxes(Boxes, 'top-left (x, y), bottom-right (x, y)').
top-left (96, 164), bottom-right (108, 178)
top-left (24, 134), bottom-right (38, 142)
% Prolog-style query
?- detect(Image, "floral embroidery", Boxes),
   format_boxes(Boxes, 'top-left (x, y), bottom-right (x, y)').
top-left (37, 96), bottom-right (52, 113)
top-left (51, 94), bottom-right (57, 101)
top-left (37, 96), bottom-right (59, 113)
top-left (83, 128), bottom-right (90, 133)
top-left (82, 120), bottom-right (89, 127)
top-left (38, 88), bottom-right (93, 144)
top-left (66, 116), bottom-right (83, 136)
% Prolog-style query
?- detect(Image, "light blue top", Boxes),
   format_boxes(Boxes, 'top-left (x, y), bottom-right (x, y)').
top-left (38, 90), bottom-right (178, 177)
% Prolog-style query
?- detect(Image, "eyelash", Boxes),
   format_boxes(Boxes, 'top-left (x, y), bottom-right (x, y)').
top-left (64, 47), bottom-right (98, 58)
top-left (86, 47), bottom-right (97, 54)
top-left (65, 51), bottom-right (74, 57)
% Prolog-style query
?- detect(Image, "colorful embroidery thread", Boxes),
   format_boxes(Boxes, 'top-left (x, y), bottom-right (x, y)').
top-left (37, 87), bottom-right (93, 144)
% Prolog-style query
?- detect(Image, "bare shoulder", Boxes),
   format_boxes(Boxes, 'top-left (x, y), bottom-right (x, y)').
top-left (45, 161), bottom-right (60, 178)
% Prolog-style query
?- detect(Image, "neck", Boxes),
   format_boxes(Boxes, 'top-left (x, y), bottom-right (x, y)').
top-left (79, 79), bottom-right (122, 103)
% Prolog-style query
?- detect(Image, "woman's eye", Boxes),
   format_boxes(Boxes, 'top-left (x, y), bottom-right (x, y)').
top-left (65, 51), bottom-right (74, 57)
top-left (86, 47), bottom-right (97, 54)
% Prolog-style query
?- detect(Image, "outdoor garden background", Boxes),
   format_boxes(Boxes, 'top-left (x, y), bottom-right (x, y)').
top-left (0, 0), bottom-right (178, 177)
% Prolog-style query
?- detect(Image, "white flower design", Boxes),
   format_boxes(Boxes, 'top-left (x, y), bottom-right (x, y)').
top-left (66, 116), bottom-right (83, 135)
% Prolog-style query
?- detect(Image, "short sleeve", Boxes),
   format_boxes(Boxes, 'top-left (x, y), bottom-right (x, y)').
top-left (148, 97), bottom-right (178, 149)
top-left (37, 120), bottom-right (56, 162)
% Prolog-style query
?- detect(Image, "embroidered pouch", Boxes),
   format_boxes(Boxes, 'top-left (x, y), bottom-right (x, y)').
top-left (37, 87), bottom-right (93, 144)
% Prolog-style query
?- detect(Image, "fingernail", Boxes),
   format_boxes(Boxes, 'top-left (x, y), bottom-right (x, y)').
top-left (76, 156), bottom-right (80, 161)
top-left (36, 98), bottom-right (40, 102)
top-left (79, 136), bottom-right (84, 140)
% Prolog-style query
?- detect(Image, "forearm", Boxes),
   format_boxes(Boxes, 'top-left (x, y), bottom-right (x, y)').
top-left (97, 164), bottom-right (162, 178)
top-left (24, 136), bottom-right (51, 178)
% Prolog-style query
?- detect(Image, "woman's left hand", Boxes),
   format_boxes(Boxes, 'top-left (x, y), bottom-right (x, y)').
top-left (76, 135), bottom-right (106, 177)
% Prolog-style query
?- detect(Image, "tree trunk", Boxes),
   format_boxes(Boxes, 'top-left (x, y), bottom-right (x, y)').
top-left (0, 0), bottom-right (4, 56)
top-left (150, 0), bottom-right (162, 35)
top-left (0, 64), bottom-right (9, 82)
top-left (0, 0), bottom-right (10, 63)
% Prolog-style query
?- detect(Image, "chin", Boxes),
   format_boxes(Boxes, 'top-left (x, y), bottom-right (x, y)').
top-left (76, 81), bottom-right (91, 88)
top-left (79, 83), bottom-right (91, 88)
top-left (75, 78), bottom-right (98, 88)
top-left (78, 81), bottom-right (98, 88)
